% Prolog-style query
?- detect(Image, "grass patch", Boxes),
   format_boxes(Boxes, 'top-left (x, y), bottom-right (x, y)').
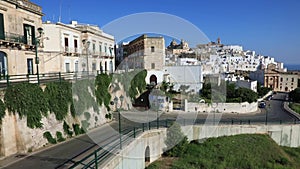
top-left (290, 103), bottom-right (300, 114)
top-left (148, 134), bottom-right (300, 169)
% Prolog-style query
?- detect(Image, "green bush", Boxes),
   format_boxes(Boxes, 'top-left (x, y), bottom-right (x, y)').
top-left (129, 70), bottom-right (147, 99)
top-left (165, 122), bottom-right (189, 157)
top-left (81, 120), bottom-right (90, 131)
top-left (84, 112), bottom-right (91, 120)
top-left (56, 131), bottom-right (65, 142)
top-left (63, 121), bottom-right (73, 137)
top-left (43, 131), bottom-right (57, 144)
top-left (0, 99), bottom-right (6, 124)
top-left (105, 113), bottom-right (112, 119)
top-left (73, 124), bottom-right (85, 135)
top-left (95, 73), bottom-right (112, 110)
top-left (72, 79), bottom-right (98, 115)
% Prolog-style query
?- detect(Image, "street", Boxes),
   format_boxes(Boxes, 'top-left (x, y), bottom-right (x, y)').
top-left (0, 92), bottom-right (297, 169)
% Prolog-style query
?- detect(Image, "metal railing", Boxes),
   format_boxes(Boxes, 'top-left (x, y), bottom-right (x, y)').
top-left (65, 117), bottom-right (300, 169)
top-left (0, 71), bottom-right (107, 89)
top-left (2, 32), bottom-right (26, 44)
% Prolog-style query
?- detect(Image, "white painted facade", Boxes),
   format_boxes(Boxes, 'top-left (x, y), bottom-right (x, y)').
top-left (42, 21), bottom-right (115, 74)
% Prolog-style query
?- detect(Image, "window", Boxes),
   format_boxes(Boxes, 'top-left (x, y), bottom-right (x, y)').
top-left (110, 60), bottom-right (113, 73)
top-left (286, 78), bottom-right (288, 81)
top-left (0, 13), bottom-right (4, 40)
top-left (92, 62), bottom-right (96, 71)
top-left (292, 78), bottom-right (294, 82)
top-left (65, 63), bottom-right (70, 72)
top-left (75, 61), bottom-right (78, 72)
top-left (151, 46), bottom-right (155, 52)
top-left (92, 43), bottom-right (96, 54)
top-left (105, 45), bottom-right (107, 53)
top-left (280, 78), bottom-right (283, 82)
top-left (24, 24), bottom-right (35, 45)
top-left (99, 45), bottom-right (102, 53)
top-left (151, 63), bottom-right (155, 69)
top-left (27, 58), bottom-right (33, 74)
top-left (100, 62), bottom-right (103, 73)
top-left (64, 37), bottom-right (69, 52)
top-left (105, 61), bottom-right (107, 72)
top-left (74, 39), bottom-right (78, 52)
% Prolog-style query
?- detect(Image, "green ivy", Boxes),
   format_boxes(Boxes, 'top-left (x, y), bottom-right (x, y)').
top-left (95, 73), bottom-right (112, 110)
top-left (0, 99), bottom-right (6, 124)
top-left (44, 81), bottom-right (72, 121)
top-left (43, 131), bottom-right (57, 144)
top-left (72, 124), bottom-right (85, 135)
top-left (4, 83), bottom-right (48, 128)
top-left (56, 131), bottom-right (65, 142)
top-left (72, 79), bottom-right (99, 116)
top-left (129, 70), bottom-right (147, 99)
top-left (63, 121), bottom-right (73, 137)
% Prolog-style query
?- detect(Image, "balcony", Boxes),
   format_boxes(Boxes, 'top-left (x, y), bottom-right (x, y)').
top-left (0, 32), bottom-right (35, 50)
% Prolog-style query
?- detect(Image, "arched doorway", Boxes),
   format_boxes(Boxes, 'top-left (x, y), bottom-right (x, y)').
top-left (0, 51), bottom-right (7, 78)
top-left (145, 146), bottom-right (150, 164)
top-left (150, 75), bottom-right (157, 85)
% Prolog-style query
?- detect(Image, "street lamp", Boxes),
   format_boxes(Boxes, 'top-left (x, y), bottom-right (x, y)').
top-left (114, 95), bottom-right (124, 149)
top-left (34, 27), bottom-right (44, 85)
top-left (82, 39), bottom-right (90, 77)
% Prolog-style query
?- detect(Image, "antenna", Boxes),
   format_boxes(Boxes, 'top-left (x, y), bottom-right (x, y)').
top-left (59, 0), bottom-right (63, 22)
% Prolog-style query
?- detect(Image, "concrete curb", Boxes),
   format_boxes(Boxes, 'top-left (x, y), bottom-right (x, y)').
top-left (283, 102), bottom-right (300, 120)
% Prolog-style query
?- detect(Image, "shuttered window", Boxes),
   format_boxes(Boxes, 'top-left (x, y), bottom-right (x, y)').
top-left (0, 13), bottom-right (4, 40)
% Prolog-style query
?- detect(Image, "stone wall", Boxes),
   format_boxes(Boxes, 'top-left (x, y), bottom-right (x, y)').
top-left (101, 124), bottom-right (300, 169)
top-left (188, 102), bottom-right (258, 113)
top-left (0, 104), bottom-right (108, 157)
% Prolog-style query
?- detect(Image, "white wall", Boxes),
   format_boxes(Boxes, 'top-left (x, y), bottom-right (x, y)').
top-left (188, 102), bottom-right (258, 113)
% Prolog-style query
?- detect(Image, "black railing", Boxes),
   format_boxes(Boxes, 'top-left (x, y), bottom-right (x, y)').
top-left (66, 117), bottom-right (300, 169)
top-left (2, 32), bottom-right (26, 44)
top-left (0, 71), bottom-right (105, 89)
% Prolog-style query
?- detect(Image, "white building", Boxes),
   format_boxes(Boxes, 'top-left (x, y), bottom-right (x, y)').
top-left (42, 21), bottom-right (115, 74)
top-left (164, 65), bottom-right (203, 93)
top-left (235, 80), bottom-right (257, 92)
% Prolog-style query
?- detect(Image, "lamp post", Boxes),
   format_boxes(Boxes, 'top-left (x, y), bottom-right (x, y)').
top-left (114, 95), bottom-right (124, 149)
top-left (82, 39), bottom-right (90, 77)
top-left (35, 27), bottom-right (44, 85)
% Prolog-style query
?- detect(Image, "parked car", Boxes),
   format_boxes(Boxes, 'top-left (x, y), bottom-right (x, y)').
top-left (259, 101), bottom-right (266, 108)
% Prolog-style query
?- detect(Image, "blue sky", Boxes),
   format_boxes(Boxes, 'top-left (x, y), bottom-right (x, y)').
top-left (31, 0), bottom-right (300, 64)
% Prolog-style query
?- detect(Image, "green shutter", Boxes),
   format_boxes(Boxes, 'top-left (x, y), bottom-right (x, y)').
top-left (0, 13), bottom-right (4, 40)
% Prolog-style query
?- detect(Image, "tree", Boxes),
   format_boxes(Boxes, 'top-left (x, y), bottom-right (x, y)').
top-left (236, 88), bottom-right (258, 103)
top-left (165, 122), bottom-right (189, 157)
top-left (289, 88), bottom-right (300, 103)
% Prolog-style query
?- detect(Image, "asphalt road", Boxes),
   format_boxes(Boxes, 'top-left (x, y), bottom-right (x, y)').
top-left (1, 92), bottom-right (297, 169)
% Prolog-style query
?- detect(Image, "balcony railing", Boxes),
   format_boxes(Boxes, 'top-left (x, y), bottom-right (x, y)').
top-left (1, 32), bottom-right (26, 44)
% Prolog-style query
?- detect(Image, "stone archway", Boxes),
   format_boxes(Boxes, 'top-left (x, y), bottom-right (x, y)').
top-left (150, 74), bottom-right (157, 85)
top-left (145, 146), bottom-right (150, 164)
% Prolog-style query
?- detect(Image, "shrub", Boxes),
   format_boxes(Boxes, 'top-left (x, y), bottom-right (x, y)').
top-left (43, 131), bottom-right (57, 144)
top-left (81, 120), bottom-right (90, 131)
top-left (84, 112), bottom-right (91, 120)
top-left (0, 99), bottom-right (6, 124)
top-left (63, 121), bottom-right (73, 137)
top-left (73, 124), bottom-right (84, 135)
top-left (165, 122), bottom-right (189, 157)
top-left (56, 131), bottom-right (65, 142)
